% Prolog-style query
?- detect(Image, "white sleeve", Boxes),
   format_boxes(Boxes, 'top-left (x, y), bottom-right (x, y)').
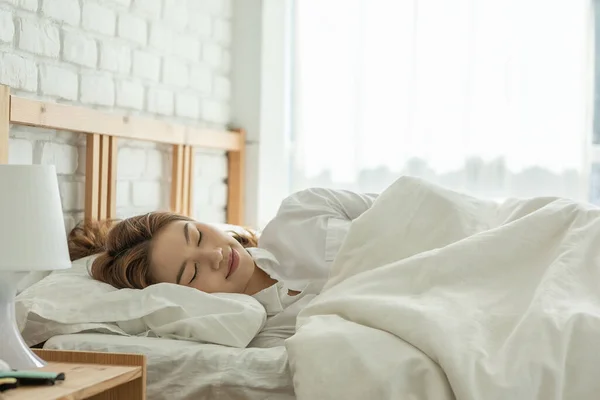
top-left (257, 188), bottom-right (378, 290)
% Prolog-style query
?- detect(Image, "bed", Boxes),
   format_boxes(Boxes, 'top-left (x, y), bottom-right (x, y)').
top-left (45, 334), bottom-right (293, 400)
top-left (7, 83), bottom-right (600, 400)
top-left (0, 84), bottom-right (295, 399)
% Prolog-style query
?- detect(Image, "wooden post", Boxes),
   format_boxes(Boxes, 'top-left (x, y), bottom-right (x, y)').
top-left (107, 136), bottom-right (118, 219)
top-left (98, 135), bottom-right (110, 220)
top-left (85, 134), bottom-right (101, 223)
top-left (227, 129), bottom-right (246, 225)
top-left (0, 85), bottom-right (9, 164)
top-left (170, 144), bottom-right (184, 214)
top-left (85, 134), bottom-right (118, 222)
top-left (186, 145), bottom-right (194, 216)
top-left (170, 144), bottom-right (194, 216)
top-left (182, 145), bottom-right (193, 216)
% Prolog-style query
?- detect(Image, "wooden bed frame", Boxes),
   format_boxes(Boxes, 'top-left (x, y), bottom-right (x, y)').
top-left (0, 85), bottom-right (245, 225)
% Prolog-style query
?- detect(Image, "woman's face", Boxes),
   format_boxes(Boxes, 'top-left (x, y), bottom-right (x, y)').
top-left (149, 220), bottom-right (256, 294)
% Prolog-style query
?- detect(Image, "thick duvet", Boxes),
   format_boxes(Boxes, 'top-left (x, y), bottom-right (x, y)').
top-left (286, 177), bottom-right (600, 400)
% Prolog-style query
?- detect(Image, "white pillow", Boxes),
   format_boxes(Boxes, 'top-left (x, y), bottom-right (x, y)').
top-left (17, 271), bottom-right (52, 294)
top-left (16, 256), bottom-right (266, 348)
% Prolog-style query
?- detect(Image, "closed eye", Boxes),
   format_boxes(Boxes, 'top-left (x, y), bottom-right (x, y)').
top-left (189, 264), bottom-right (198, 283)
top-left (189, 230), bottom-right (202, 283)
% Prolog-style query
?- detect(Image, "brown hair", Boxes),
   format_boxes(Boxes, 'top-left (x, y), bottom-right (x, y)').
top-left (67, 212), bottom-right (259, 290)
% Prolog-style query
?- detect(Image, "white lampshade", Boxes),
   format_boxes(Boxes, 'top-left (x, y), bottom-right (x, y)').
top-left (0, 165), bottom-right (71, 271)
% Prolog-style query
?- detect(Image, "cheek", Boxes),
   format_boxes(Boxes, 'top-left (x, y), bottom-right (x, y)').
top-left (237, 248), bottom-right (250, 265)
top-left (192, 275), bottom-right (226, 293)
top-left (241, 253), bottom-right (256, 277)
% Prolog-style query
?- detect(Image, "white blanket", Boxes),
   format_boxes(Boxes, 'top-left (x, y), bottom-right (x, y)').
top-left (286, 177), bottom-right (600, 400)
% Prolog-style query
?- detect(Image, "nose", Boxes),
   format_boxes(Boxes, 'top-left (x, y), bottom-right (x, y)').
top-left (195, 248), bottom-right (223, 270)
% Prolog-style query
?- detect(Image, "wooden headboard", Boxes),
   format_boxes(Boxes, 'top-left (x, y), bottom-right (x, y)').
top-left (0, 84), bottom-right (245, 225)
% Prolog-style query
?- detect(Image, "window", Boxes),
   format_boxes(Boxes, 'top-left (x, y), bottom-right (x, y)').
top-left (290, 0), bottom-right (594, 202)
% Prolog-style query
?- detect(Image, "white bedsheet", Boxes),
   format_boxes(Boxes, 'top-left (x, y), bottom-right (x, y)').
top-left (45, 334), bottom-right (293, 400)
top-left (286, 176), bottom-right (600, 400)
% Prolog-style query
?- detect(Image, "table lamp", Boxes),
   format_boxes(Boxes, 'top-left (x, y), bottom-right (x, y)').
top-left (0, 165), bottom-right (71, 369)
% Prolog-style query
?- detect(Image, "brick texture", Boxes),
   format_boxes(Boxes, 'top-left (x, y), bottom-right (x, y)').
top-left (41, 0), bottom-right (81, 26)
top-left (147, 87), bottom-right (174, 115)
top-left (118, 13), bottom-right (147, 45)
top-left (81, 73), bottom-right (115, 106)
top-left (0, 9), bottom-right (15, 43)
top-left (62, 31), bottom-right (98, 67)
top-left (4, 0), bottom-right (232, 227)
top-left (116, 80), bottom-right (145, 110)
top-left (82, 2), bottom-right (117, 35)
top-left (0, 53), bottom-right (37, 91)
top-left (176, 92), bottom-right (200, 119)
top-left (132, 51), bottom-right (161, 81)
top-left (162, 58), bottom-right (189, 87)
top-left (100, 42), bottom-right (131, 73)
top-left (18, 18), bottom-right (60, 57)
top-left (40, 64), bottom-right (78, 100)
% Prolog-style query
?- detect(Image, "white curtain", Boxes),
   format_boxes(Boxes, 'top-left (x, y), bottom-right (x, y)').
top-left (292, 0), bottom-right (594, 202)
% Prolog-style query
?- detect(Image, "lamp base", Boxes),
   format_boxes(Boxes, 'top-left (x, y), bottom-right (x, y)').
top-left (0, 272), bottom-right (46, 369)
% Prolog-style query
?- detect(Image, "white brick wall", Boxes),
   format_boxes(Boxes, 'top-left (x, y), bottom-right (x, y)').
top-left (132, 181), bottom-right (161, 207)
top-left (190, 66), bottom-right (212, 94)
top-left (40, 142), bottom-right (79, 174)
top-left (59, 181), bottom-right (85, 211)
top-left (173, 34), bottom-right (200, 61)
top-left (132, 50), bottom-right (161, 81)
top-left (213, 19), bottom-right (231, 45)
top-left (110, 0), bottom-right (132, 8)
top-left (202, 42), bottom-right (222, 68)
top-left (82, 3), bottom-right (116, 36)
top-left (117, 147), bottom-right (147, 178)
top-left (81, 73), bottom-right (115, 106)
top-left (40, 64), bottom-right (78, 100)
top-left (188, 13), bottom-right (211, 39)
top-left (133, 0), bottom-right (162, 20)
top-left (7, 138), bottom-right (33, 164)
top-left (163, 0), bottom-right (188, 29)
top-left (162, 58), bottom-right (188, 87)
top-left (145, 149), bottom-right (164, 178)
top-left (2, 0), bottom-right (233, 227)
top-left (62, 31), bottom-right (97, 67)
top-left (214, 75), bottom-right (231, 100)
top-left (9, 0), bottom-right (38, 12)
top-left (42, 0), bottom-right (81, 26)
top-left (176, 92), bottom-right (200, 119)
top-left (0, 9), bottom-right (15, 43)
top-left (0, 53), bottom-right (37, 91)
top-left (202, 99), bottom-right (228, 124)
top-left (147, 87), bottom-right (174, 115)
top-left (100, 42), bottom-right (131, 73)
top-left (117, 13), bottom-right (147, 45)
top-left (18, 18), bottom-right (60, 57)
top-left (149, 24), bottom-right (173, 53)
top-left (116, 80), bottom-right (144, 110)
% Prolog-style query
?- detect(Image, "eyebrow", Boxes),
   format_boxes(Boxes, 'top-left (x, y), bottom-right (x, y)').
top-left (176, 223), bottom-right (190, 284)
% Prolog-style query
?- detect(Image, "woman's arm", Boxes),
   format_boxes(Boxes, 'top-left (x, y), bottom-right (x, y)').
top-left (257, 188), bottom-right (378, 290)
top-left (279, 188), bottom-right (378, 220)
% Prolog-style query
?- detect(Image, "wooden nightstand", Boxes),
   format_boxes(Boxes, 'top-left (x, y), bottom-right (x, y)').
top-left (1, 349), bottom-right (146, 400)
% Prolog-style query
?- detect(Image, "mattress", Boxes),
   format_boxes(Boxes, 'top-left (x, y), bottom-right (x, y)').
top-left (44, 334), bottom-right (294, 400)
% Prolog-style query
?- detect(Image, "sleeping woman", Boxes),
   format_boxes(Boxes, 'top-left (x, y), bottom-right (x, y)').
top-left (68, 188), bottom-right (378, 347)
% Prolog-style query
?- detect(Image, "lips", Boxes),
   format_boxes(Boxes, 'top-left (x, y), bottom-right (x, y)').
top-left (226, 248), bottom-right (239, 279)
